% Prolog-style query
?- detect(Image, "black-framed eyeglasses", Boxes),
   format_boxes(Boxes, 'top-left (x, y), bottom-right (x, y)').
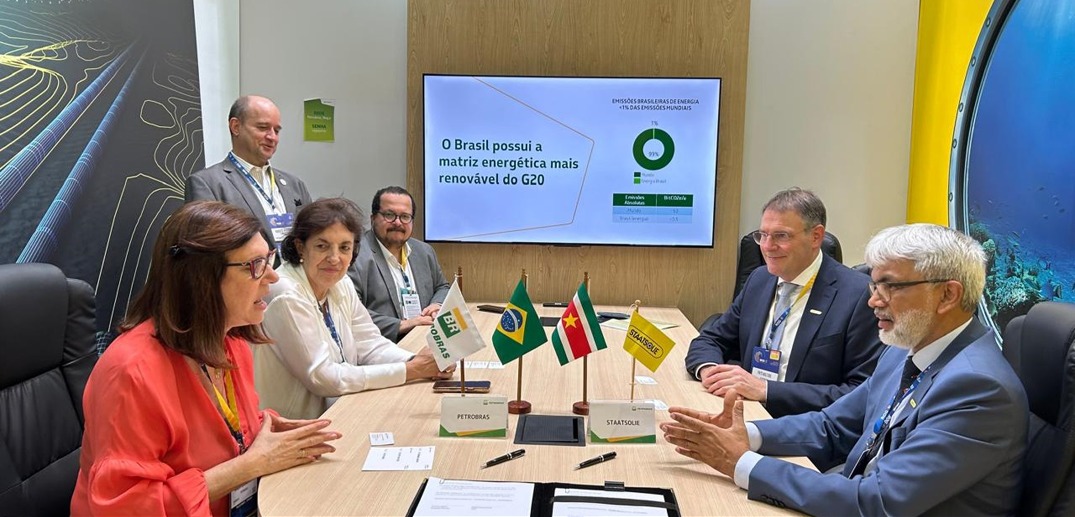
top-left (378, 211), bottom-right (413, 224)
top-left (868, 278), bottom-right (950, 301)
top-left (751, 229), bottom-right (804, 245)
top-left (226, 249), bottom-right (276, 280)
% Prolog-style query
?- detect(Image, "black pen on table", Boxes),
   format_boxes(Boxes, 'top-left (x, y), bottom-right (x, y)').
top-left (575, 451), bottom-right (617, 470)
top-left (480, 448), bottom-right (525, 469)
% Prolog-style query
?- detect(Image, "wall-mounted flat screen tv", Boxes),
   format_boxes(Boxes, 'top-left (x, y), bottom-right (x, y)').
top-left (423, 74), bottom-right (721, 247)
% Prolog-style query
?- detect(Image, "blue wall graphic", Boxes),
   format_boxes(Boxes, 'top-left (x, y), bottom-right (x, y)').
top-left (0, 0), bottom-right (203, 347)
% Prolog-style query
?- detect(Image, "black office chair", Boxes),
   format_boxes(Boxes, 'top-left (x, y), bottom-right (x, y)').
top-left (1002, 301), bottom-right (1075, 517)
top-left (0, 263), bottom-right (98, 515)
top-left (698, 231), bottom-right (842, 331)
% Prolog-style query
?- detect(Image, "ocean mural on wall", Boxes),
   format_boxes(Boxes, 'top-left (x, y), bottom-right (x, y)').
top-left (952, 0), bottom-right (1075, 337)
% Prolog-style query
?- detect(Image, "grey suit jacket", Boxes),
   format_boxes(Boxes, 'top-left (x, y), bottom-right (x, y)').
top-left (749, 319), bottom-right (1028, 516)
top-left (184, 158), bottom-right (311, 249)
top-left (348, 230), bottom-right (450, 342)
top-left (685, 254), bottom-right (883, 417)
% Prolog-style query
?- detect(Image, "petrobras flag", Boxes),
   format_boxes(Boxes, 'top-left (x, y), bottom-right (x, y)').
top-left (492, 279), bottom-right (548, 365)
top-left (550, 282), bottom-right (607, 365)
top-left (425, 280), bottom-right (485, 371)
top-left (622, 311), bottom-right (676, 372)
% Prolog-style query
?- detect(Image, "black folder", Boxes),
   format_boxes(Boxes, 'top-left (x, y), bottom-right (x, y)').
top-left (406, 478), bottom-right (681, 517)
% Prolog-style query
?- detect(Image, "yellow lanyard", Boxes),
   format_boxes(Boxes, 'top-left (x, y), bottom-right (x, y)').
top-left (200, 364), bottom-right (246, 453)
top-left (792, 272), bottom-right (818, 306)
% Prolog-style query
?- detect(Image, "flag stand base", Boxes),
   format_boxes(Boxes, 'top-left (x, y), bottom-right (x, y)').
top-left (508, 400), bottom-right (531, 414)
top-left (572, 401), bottom-right (589, 415)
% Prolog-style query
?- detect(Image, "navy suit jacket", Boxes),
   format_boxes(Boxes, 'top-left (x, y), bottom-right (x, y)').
top-left (750, 320), bottom-right (1028, 516)
top-left (685, 254), bottom-right (882, 417)
top-left (184, 158), bottom-right (311, 250)
top-left (348, 230), bottom-right (450, 342)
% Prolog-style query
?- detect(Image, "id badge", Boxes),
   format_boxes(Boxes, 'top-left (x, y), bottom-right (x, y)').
top-left (268, 213), bottom-right (295, 247)
top-left (230, 478), bottom-right (258, 517)
top-left (401, 290), bottom-right (422, 319)
top-left (750, 346), bottom-right (781, 381)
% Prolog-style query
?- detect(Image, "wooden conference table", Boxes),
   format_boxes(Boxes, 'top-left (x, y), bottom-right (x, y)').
top-left (259, 305), bottom-right (810, 516)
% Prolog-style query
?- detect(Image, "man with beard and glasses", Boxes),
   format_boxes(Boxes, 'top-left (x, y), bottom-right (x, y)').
top-left (349, 186), bottom-right (450, 342)
top-left (662, 223), bottom-right (1028, 516)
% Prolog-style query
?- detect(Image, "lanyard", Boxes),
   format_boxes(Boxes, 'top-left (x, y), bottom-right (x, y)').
top-left (199, 364), bottom-right (247, 454)
top-left (764, 273), bottom-right (817, 349)
top-left (399, 248), bottom-right (413, 289)
top-left (227, 152), bottom-right (277, 211)
top-left (864, 365), bottom-right (930, 451)
top-left (320, 300), bottom-right (346, 361)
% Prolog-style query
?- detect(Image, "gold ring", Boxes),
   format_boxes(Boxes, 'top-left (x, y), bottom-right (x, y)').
top-left (299, 448), bottom-right (306, 458)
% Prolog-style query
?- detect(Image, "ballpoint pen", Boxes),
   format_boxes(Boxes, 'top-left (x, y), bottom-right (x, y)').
top-left (480, 448), bottom-right (526, 469)
top-left (575, 451), bottom-right (617, 470)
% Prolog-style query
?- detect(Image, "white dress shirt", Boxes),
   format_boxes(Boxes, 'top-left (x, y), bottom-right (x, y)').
top-left (255, 262), bottom-right (414, 419)
top-left (375, 238), bottom-right (422, 312)
top-left (231, 152), bottom-right (286, 216)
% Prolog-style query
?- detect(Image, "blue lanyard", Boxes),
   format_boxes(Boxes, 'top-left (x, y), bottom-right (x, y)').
top-left (763, 275), bottom-right (815, 349)
top-left (320, 301), bottom-right (345, 362)
top-left (227, 152), bottom-right (277, 211)
top-left (864, 365), bottom-right (930, 451)
top-left (764, 306), bottom-right (793, 349)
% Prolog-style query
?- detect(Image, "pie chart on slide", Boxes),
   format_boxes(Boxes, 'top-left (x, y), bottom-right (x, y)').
top-left (633, 127), bottom-right (675, 170)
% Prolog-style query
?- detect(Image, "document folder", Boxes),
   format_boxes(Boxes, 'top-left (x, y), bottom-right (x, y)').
top-left (406, 477), bottom-right (681, 517)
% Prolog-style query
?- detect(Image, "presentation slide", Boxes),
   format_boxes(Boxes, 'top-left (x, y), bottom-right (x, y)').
top-left (423, 75), bottom-right (720, 247)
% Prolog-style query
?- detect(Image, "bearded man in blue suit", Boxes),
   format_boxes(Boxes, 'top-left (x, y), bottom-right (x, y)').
top-left (664, 223), bottom-right (1028, 516)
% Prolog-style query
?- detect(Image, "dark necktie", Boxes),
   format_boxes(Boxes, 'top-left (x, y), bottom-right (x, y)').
top-left (849, 356), bottom-right (921, 477)
top-left (898, 356), bottom-right (921, 397)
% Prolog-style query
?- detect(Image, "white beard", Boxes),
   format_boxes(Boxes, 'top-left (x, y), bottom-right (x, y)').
top-left (879, 307), bottom-right (933, 350)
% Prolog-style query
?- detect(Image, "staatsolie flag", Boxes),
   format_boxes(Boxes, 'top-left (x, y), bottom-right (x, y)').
top-left (622, 311), bottom-right (676, 372)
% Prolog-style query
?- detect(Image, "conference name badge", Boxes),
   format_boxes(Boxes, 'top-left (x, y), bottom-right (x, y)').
top-left (439, 395), bottom-right (507, 438)
top-left (750, 345), bottom-right (781, 381)
top-left (268, 212), bottom-right (294, 246)
top-left (588, 401), bottom-right (656, 444)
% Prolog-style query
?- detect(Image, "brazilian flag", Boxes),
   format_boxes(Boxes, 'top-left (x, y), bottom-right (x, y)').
top-left (492, 280), bottom-right (548, 364)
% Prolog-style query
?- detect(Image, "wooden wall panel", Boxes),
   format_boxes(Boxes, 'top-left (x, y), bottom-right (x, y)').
top-left (407, 0), bottom-right (750, 326)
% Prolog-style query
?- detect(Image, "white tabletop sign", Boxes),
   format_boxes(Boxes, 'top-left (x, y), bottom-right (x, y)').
top-left (588, 401), bottom-right (656, 444)
top-left (440, 395), bottom-right (508, 438)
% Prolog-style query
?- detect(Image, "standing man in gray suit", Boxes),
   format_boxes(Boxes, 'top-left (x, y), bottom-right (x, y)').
top-left (185, 95), bottom-right (311, 252)
top-left (663, 224), bottom-right (1028, 516)
top-left (349, 186), bottom-right (450, 342)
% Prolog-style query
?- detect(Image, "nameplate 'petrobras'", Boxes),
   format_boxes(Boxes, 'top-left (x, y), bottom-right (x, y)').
top-left (622, 311), bottom-right (676, 372)
top-left (440, 395), bottom-right (507, 438)
top-left (589, 401), bottom-right (656, 443)
top-left (425, 280), bottom-right (485, 371)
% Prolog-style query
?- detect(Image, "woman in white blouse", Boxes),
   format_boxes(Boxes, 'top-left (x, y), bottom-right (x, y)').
top-left (255, 197), bottom-right (452, 419)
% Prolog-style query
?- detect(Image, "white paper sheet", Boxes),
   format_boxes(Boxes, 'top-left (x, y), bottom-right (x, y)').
top-left (412, 477), bottom-right (534, 517)
top-left (551, 487), bottom-right (669, 516)
top-left (361, 446), bottom-right (434, 471)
